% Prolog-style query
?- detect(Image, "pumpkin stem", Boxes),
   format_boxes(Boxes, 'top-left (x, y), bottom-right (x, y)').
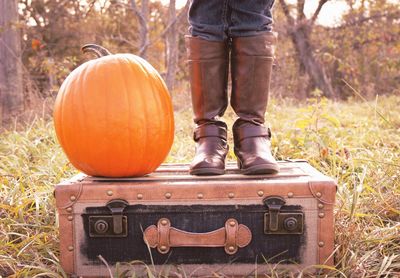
top-left (81, 44), bottom-right (112, 58)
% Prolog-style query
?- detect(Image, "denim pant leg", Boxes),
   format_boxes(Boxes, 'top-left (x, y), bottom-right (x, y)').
top-left (188, 0), bottom-right (229, 41)
top-left (229, 0), bottom-right (275, 37)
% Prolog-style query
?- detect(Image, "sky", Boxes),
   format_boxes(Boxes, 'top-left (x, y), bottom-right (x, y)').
top-left (299, 0), bottom-right (349, 26)
top-left (164, 0), bottom-right (350, 27)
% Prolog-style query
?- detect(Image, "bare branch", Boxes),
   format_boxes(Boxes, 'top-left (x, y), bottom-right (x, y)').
top-left (118, 0), bottom-right (149, 56)
top-left (335, 11), bottom-right (400, 29)
top-left (129, 0), bottom-right (148, 43)
top-left (310, 0), bottom-right (329, 24)
top-left (297, 0), bottom-right (306, 21)
top-left (279, 0), bottom-right (295, 26)
top-left (109, 35), bottom-right (137, 49)
top-left (111, 0), bottom-right (189, 56)
top-left (166, 0), bottom-right (177, 91)
top-left (139, 1), bottom-right (189, 52)
top-left (83, 0), bottom-right (97, 18)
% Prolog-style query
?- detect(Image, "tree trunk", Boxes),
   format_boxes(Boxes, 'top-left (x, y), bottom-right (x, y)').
top-left (130, 0), bottom-right (149, 58)
top-left (0, 0), bottom-right (24, 126)
top-left (165, 0), bottom-right (177, 92)
top-left (279, 0), bottom-right (337, 99)
top-left (140, 0), bottom-right (149, 58)
top-left (290, 24), bottom-right (336, 99)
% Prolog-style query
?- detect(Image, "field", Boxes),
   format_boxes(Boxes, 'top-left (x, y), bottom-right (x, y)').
top-left (0, 96), bottom-right (399, 277)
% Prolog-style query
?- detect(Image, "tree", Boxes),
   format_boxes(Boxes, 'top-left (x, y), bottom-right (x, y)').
top-left (0, 0), bottom-right (24, 125)
top-left (279, 0), bottom-right (337, 99)
top-left (130, 0), bottom-right (149, 58)
top-left (330, 0), bottom-right (400, 97)
top-left (165, 0), bottom-right (177, 91)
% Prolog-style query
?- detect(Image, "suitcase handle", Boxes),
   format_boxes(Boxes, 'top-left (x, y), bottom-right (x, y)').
top-left (143, 218), bottom-right (252, 255)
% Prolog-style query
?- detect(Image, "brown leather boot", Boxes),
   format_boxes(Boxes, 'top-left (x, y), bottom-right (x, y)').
top-left (231, 33), bottom-right (279, 175)
top-left (186, 36), bottom-right (229, 175)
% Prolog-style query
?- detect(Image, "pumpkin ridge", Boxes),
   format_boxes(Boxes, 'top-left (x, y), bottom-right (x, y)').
top-left (143, 61), bottom-right (159, 173)
top-left (62, 68), bottom-right (78, 171)
top-left (146, 59), bottom-right (166, 173)
top-left (81, 61), bottom-right (102, 175)
top-left (140, 58), bottom-right (173, 171)
top-left (91, 61), bottom-right (107, 175)
top-left (153, 61), bottom-right (174, 154)
top-left (149, 68), bottom-right (168, 172)
top-left (134, 57), bottom-right (149, 175)
top-left (74, 64), bottom-right (93, 172)
top-left (102, 59), bottom-right (113, 175)
top-left (59, 69), bottom-right (79, 159)
top-left (118, 58), bottom-right (134, 176)
top-left (152, 71), bottom-right (174, 146)
top-left (161, 84), bottom-right (174, 165)
top-left (62, 68), bottom-right (81, 173)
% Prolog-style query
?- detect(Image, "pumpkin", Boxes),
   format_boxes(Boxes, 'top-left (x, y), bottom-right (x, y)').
top-left (53, 44), bottom-right (174, 177)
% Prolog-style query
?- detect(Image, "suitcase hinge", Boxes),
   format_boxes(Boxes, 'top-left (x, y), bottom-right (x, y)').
top-left (89, 199), bottom-right (129, 238)
top-left (263, 196), bottom-right (304, 235)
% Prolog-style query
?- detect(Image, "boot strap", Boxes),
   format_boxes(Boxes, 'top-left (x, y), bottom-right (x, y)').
top-left (234, 125), bottom-right (271, 145)
top-left (194, 124), bottom-right (227, 142)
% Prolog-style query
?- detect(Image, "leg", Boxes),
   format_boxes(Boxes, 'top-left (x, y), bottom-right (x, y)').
top-left (186, 0), bottom-right (230, 175)
top-left (229, 0), bottom-right (275, 38)
top-left (188, 0), bottom-right (230, 42)
top-left (229, 0), bottom-right (279, 174)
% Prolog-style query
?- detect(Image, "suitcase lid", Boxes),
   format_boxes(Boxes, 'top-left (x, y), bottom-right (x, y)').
top-left (55, 160), bottom-right (336, 209)
top-left (64, 160), bottom-right (328, 181)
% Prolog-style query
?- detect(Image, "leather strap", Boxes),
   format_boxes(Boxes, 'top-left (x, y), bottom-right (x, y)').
top-left (225, 219), bottom-right (239, 255)
top-left (143, 218), bottom-right (252, 255)
top-left (157, 218), bottom-right (171, 254)
top-left (234, 125), bottom-right (271, 145)
top-left (193, 124), bottom-right (227, 142)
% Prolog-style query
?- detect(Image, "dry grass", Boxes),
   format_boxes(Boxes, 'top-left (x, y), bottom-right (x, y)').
top-left (0, 95), bottom-right (399, 277)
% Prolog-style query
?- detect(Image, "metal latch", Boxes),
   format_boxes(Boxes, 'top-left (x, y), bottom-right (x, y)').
top-left (89, 199), bottom-right (129, 238)
top-left (263, 196), bottom-right (304, 235)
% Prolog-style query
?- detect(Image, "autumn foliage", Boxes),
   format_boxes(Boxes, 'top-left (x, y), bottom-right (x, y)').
top-left (16, 0), bottom-right (399, 106)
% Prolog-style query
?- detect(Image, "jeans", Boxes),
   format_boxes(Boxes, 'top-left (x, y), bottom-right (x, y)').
top-left (188, 0), bottom-right (275, 41)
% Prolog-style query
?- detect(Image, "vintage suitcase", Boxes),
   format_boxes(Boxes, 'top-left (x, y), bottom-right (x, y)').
top-left (55, 161), bottom-right (336, 277)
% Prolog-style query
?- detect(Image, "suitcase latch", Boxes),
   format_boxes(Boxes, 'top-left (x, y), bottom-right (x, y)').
top-left (89, 199), bottom-right (129, 238)
top-left (263, 196), bottom-right (304, 235)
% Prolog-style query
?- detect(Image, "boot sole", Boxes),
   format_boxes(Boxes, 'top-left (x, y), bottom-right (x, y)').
top-left (239, 162), bottom-right (280, 175)
top-left (190, 168), bottom-right (225, 176)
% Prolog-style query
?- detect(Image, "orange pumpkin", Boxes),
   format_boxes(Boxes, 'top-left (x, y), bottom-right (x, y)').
top-left (53, 45), bottom-right (174, 177)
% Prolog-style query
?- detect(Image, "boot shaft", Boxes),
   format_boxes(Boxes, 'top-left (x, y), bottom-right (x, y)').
top-left (231, 32), bottom-right (277, 125)
top-left (185, 36), bottom-right (230, 125)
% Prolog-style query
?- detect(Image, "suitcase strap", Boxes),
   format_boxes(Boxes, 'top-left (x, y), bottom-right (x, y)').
top-left (143, 218), bottom-right (252, 255)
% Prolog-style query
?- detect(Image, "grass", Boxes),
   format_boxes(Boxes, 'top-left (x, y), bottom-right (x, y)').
top-left (0, 95), bottom-right (399, 277)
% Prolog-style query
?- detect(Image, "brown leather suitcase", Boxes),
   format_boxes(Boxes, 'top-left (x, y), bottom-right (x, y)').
top-left (55, 161), bottom-right (336, 277)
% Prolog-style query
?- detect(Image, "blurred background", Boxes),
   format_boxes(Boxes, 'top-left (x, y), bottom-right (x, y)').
top-left (1, 2), bottom-right (399, 276)
top-left (0, 0), bottom-right (399, 126)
